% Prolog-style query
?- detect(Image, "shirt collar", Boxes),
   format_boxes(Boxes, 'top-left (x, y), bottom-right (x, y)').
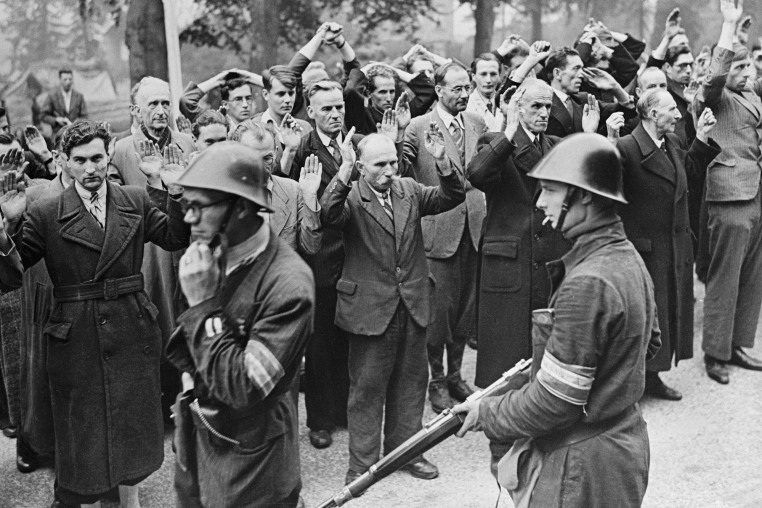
top-left (316, 128), bottom-right (342, 147)
top-left (521, 124), bottom-right (536, 143)
top-left (643, 127), bottom-right (664, 148)
top-left (553, 88), bottom-right (569, 103)
top-left (74, 180), bottom-right (107, 203)
top-left (226, 222), bottom-right (270, 275)
top-left (367, 183), bottom-right (390, 200)
top-left (260, 109), bottom-right (278, 130)
top-left (437, 104), bottom-right (463, 130)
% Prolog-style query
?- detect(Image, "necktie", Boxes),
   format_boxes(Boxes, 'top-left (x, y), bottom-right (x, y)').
top-left (381, 193), bottom-right (394, 223)
top-left (564, 97), bottom-right (574, 118)
top-left (533, 136), bottom-right (543, 156)
top-left (486, 102), bottom-right (493, 114)
top-left (329, 138), bottom-right (343, 165)
top-left (90, 191), bottom-right (104, 229)
top-left (450, 119), bottom-right (465, 164)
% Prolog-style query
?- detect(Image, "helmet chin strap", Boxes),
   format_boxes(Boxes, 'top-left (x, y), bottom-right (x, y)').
top-left (554, 186), bottom-right (577, 232)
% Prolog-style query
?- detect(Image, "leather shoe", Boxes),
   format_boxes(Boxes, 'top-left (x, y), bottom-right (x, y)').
top-left (16, 437), bottom-right (39, 473)
top-left (705, 355), bottom-right (729, 384)
top-left (729, 347), bottom-right (762, 371)
top-left (644, 372), bottom-right (682, 401)
top-left (2, 426), bottom-right (17, 439)
top-left (447, 377), bottom-right (475, 402)
top-left (309, 429), bottom-right (332, 449)
top-left (400, 457), bottom-right (439, 480)
top-left (428, 380), bottom-right (453, 414)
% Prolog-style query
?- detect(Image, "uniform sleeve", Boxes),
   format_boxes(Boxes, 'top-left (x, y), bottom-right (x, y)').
top-left (175, 268), bottom-right (314, 409)
top-left (478, 274), bottom-right (623, 441)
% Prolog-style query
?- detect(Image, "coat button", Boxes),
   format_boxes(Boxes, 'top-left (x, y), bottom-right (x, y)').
top-left (461, 209), bottom-right (467, 215)
top-left (137, 312), bottom-right (143, 318)
top-left (98, 315), bottom-right (108, 325)
top-left (534, 233), bottom-right (541, 240)
top-left (396, 267), bottom-right (401, 273)
top-left (102, 352), bottom-right (110, 361)
top-left (143, 346), bottom-right (151, 355)
top-left (533, 262), bottom-right (540, 270)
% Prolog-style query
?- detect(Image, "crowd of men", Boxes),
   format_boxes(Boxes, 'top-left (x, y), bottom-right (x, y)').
top-left (0, 0), bottom-right (761, 506)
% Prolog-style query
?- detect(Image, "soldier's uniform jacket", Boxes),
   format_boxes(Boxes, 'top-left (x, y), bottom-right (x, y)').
top-left (479, 217), bottom-right (661, 508)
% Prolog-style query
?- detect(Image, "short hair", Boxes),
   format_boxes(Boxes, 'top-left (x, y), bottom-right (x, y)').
top-left (220, 77), bottom-right (251, 101)
top-left (505, 44), bottom-right (530, 61)
top-left (637, 88), bottom-right (670, 120)
top-left (192, 110), bottom-right (229, 138)
top-left (0, 106), bottom-right (5, 118)
top-left (58, 69), bottom-right (73, 77)
top-left (434, 62), bottom-right (469, 86)
top-left (0, 133), bottom-right (15, 145)
top-left (637, 67), bottom-right (666, 89)
top-left (470, 53), bottom-right (500, 75)
top-left (356, 133), bottom-right (393, 161)
top-left (129, 82), bottom-right (142, 105)
top-left (61, 120), bottom-right (111, 156)
top-left (732, 43), bottom-right (750, 63)
top-left (407, 52), bottom-right (434, 73)
top-left (544, 48), bottom-right (581, 82)
top-left (665, 46), bottom-right (692, 66)
top-left (365, 65), bottom-right (397, 92)
top-left (229, 119), bottom-right (276, 149)
top-left (263, 65), bottom-right (300, 91)
top-left (134, 76), bottom-right (170, 104)
top-left (517, 77), bottom-right (553, 104)
top-left (752, 43), bottom-right (762, 53)
top-left (54, 125), bottom-right (70, 151)
top-left (307, 80), bottom-right (343, 99)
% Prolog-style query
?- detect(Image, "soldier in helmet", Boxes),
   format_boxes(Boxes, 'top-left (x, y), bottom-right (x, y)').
top-left (166, 141), bottom-right (315, 508)
top-left (454, 133), bottom-right (662, 508)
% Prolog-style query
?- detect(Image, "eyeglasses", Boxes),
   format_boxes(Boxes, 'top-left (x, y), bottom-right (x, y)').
top-left (180, 197), bottom-right (232, 218)
top-left (229, 96), bottom-right (254, 105)
top-left (444, 85), bottom-right (472, 96)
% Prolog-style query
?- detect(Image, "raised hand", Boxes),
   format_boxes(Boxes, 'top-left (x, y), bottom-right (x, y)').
top-left (0, 148), bottom-right (28, 178)
top-left (179, 241), bottom-right (222, 307)
top-left (424, 122), bottom-right (446, 160)
top-left (664, 8), bottom-right (683, 40)
top-left (395, 92), bottom-right (411, 132)
top-left (377, 109), bottom-right (399, 142)
top-left (403, 44), bottom-right (425, 62)
top-left (578, 31), bottom-right (598, 46)
top-left (161, 145), bottom-right (186, 189)
top-left (281, 115), bottom-right (304, 150)
top-left (581, 68), bottom-right (617, 90)
top-left (23, 126), bottom-right (51, 160)
top-left (736, 14), bottom-right (752, 44)
top-left (684, 79), bottom-right (700, 104)
top-left (582, 95), bottom-right (600, 133)
top-left (337, 127), bottom-right (356, 183)
top-left (298, 154), bottom-right (323, 198)
top-left (0, 170), bottom-right (27, 224)
top-left (721, 0), bottom-right (744, 25)
top-left (176, 115), bottom-right (192, 135)
top-left (136, 140), bottom-right (163, 181)
top-left (606, 112), bottom-right (625, 146)
top-left (529, 40), bottom-right (553, 62)
top-left (322, 22), bottom-right (344, 45)
top-left (696, 107), bottom-right (717, 143)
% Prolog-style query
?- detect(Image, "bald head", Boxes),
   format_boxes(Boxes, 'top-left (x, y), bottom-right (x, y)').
top-left (637, 67), bottom-right (668, 96)
top-left (357, 134), bottom-right (398, 193)
top-left (517, 78), bottom-right (553, 134)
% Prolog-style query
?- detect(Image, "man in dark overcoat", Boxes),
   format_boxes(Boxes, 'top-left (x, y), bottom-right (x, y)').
top-left (466, 78), bottom-right (570, 469)
top-left (610, 90), bottom-right (720, 400)
top-left (0, 120), bottom-right (189, 507)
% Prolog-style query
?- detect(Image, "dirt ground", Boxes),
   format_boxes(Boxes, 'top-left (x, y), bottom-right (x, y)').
top-left (1, 280), bottom-right (761, 508)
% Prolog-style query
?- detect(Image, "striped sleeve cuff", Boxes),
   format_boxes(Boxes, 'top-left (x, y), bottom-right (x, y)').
top-left (536, 352), bottom-right (595, 406)
top-left (243, 340), bottom-right (285, 397)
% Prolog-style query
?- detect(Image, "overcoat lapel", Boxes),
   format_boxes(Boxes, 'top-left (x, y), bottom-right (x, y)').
top-left (733, 91), bottom-right (762, 120)
top-left (463, 115), bottom-right (479, 168)
top-left (93, 183), bottom-right (142, 280)
top-left (390, 181), bottom-right (411, 249)
top-left (358, 178), bottom-right (394, 238)
top-left (432, 109), bottom-right (464, 174)
top-left (512, 126), bottom-right (544, 172)
top-left (665, 136), bottom-right (688, 200)
top-left (269, 179), bottom-right (290, 236)
top-left (310, 131), bottom-right (341, 180)
top-left (551, 93), bottom-right (574, 134)
top-left (57, 185), bottom-right (105, 253)
top-left (633, 124), bottom-right (676, 186)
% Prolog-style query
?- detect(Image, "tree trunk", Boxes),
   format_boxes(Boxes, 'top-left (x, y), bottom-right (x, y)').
top-left (473, 0), bottom-right (497, 57)
top-left (529, 0), bottom-right (543, 41)
top-left (125, 0), bottom-right (169, 86)
top-left (248, 0), bottom-right (280, 111)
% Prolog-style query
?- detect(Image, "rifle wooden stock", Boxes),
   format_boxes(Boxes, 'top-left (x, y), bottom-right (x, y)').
top-left (315, 358), bottom-right (532, 507)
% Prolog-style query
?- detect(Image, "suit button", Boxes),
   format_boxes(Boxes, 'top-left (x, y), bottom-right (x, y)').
top-left (98, 315), bottom-right (108, 325)
top-left (398, 282), bottom-right (402, 287)
top-left (137, 312), bottom-right (143, 318)
top-left (396, 267), bottom-right (401, 273)
top-left (534, 233), bottom-right (541, 240)
top-left (143, 346), bottom-right (151, 355)
top-left (533, 262), bottom-right (540, 270)
top-left (534, 207), bottom-right (539, 212)
top-left (461, 209), bottom-right (467, 215)
top-left (102, 352), bottom-right (110, 361)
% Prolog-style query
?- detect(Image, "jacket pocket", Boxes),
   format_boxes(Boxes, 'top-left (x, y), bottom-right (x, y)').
top-left (631, 238), bottom-right (652, 254)
top-left (422, 216), bottom-right (435, 253)
top-left (336, 279), bottom-right (357, 296)
top-left (43, 317), bottom-right (73, 343)
top-left (481, 237), bottom-right (521, 293)
top-left (136, 292), bottom-right (160, 321)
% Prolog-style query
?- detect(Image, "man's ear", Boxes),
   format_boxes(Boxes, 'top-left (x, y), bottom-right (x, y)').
top-left (262, 89), bottom-right (269, 102)
top-left (579, 189), bottom-right (594, 205)
top-left (434, 84), bottom-right (443, 100)
top-left (307, 105), bottom-right (315, 120)
top-left (635, 87), bottom-right (643, 98)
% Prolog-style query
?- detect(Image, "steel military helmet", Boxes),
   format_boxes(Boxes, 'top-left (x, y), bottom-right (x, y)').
top-left (527, 133), bottom-right (627, 204)
top-left (177, 141), bottom-right (273, 212)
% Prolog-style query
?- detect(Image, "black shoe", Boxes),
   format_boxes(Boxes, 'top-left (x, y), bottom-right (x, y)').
top-left (447, 377), bottom-right (475, 402)
top-left (400, 457), bottom-right (439, 480)
top-left (428, 380), bottom-right (453, 414)
top-left (309, 429), bottom-right (332, 449)
top-left (467, 337), bottom-right (478, 350)
top-left (644, 372), bottom-right (682, 401)
top-left (2, 426), bottom-right (17, 439)
top-left (728, 347), bottom-right (762, 371)
top-left (50, 503), bottom-right (80, 508)
top-left (16, 437), bottom-right (39, 473)
top-left (705, 355), bottom-right (729, 384)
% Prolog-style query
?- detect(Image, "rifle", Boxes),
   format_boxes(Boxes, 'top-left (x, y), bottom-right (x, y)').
top-left (315, 358), bottom-right (532, 508)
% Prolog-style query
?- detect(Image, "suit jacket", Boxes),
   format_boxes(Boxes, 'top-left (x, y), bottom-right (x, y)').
top-left (41, 89), bottom-right (87, 127)
top-left (467, 127), bottom-right (570, 387)
top-left (320, 169), bottom-right (465, 336)
top-left (546, 91), bottom-right (635, 138)
top-left (107, 128), bottom-right (196, 341)
top-left (403, 109), bottom-right (487, 257)
top-left (618, 124), bottom-right (720, 370)
top-left (0, 182), bottom-right (188, 493)
top-left (269, 175), bottom-right (321, 256)
top-left (697, 47), bottom-right (762, 202)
